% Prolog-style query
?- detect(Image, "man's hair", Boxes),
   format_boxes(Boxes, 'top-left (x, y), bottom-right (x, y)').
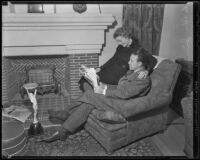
top-left (131, 48), bottom-right (150, 70)
top-left (113, 27), bottom-right (132, 39)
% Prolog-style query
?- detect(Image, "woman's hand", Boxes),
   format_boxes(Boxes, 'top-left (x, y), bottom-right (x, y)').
top-left (138, 70), bottom-right (149, 79)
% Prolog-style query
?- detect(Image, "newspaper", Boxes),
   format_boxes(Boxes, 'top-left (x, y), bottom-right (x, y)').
top-left (79, 65), bottom-right (99, 87)
top-left (2, 105), bottom-right (32, 123)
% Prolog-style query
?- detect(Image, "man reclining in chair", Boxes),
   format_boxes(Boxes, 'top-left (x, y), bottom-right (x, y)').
top-left (38, 47), bottom-right (152, 143)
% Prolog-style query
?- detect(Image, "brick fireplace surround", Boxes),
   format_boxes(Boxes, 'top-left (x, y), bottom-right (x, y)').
top-left (2, 54), bottom-right (98, 103)
top-left (2, 13), bottom-right (115, 104)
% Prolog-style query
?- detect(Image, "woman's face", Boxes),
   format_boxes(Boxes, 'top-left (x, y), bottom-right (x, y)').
top-left (115, 36), bottom-right (130, 47)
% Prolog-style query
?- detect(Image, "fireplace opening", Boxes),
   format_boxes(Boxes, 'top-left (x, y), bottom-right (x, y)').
top-left (2, 53), bottom-right (99, 128)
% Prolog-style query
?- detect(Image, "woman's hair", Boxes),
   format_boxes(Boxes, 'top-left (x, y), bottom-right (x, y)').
top-left (131, 48), bottom-right (150, 70)
top-left (113, 27), bottom-right (140, 46)
top-left (113, 27), bottom-right (132, 39)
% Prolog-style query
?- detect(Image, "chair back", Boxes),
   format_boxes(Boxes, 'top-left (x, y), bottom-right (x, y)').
top-left (148, 59), bottom-right (181, 98)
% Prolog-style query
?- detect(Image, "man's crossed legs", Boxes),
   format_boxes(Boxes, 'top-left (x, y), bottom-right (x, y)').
top-left (37, 102), bottom-right (94, 143)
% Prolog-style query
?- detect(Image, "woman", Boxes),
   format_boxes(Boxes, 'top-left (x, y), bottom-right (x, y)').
top-left (79, 27), bottom-right (157, 92)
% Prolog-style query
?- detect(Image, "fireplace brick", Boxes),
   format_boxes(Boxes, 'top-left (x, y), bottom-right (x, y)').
top-left (2, 57), bottom-right (18, 104)
top-left (2, 53), bottom-right (99, 102)
top-left (68, 53), bottom-right (99, 99)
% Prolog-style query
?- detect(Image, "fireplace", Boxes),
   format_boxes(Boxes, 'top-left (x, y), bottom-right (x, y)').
top-left (2, 13), bottom-right (115, 103)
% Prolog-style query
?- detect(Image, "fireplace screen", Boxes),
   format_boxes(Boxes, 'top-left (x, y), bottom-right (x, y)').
top-left (20, 65), bottom-right (61, 99)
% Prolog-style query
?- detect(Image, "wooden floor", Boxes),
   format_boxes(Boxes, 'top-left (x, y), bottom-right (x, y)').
top-left (151, 108), bottom-right (186, 156)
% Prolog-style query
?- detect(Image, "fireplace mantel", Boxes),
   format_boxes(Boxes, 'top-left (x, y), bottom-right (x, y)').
top-left (2, 13), bottom-right (115, 56)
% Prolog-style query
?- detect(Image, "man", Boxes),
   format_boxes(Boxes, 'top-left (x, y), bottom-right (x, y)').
top-left (38, 48), bottom-right (152, 143)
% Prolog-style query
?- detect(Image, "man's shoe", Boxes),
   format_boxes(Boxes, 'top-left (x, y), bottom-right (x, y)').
top-left (48, 109), bottom-right (70, 121)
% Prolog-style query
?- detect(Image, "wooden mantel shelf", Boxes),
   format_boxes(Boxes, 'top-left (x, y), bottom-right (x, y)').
top-left (3, 13), bottom-right (115, 29)
top-left (2, 13), bottom-right (115, 56)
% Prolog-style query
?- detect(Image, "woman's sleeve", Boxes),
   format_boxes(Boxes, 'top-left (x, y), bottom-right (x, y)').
top-left (100, 47), bottom-right (119, 70)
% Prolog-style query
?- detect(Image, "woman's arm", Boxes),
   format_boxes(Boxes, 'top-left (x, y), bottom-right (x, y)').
top-left (99, 46), bottom-right (120, 70)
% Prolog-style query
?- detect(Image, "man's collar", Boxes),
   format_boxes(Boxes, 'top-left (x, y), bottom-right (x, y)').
top-left (127, 68), bottom-right (146, 75)
top-left (134, 68), bottom-right (146, 73)
top-left (126, 70), bottom-right (134, 75)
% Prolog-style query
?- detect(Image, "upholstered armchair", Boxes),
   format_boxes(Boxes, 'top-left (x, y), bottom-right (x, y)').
top-left (19, 65), bottom-right (61, 99)
top-left (181, 91), bottom-right (193, 158)
top-left (84, 57), bottom-right (181, 153)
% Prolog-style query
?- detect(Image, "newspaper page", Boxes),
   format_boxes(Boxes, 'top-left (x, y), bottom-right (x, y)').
top-left (79, 65), bottom-right (99, 87)
top-left (2, 105), bottom-right (32, 123)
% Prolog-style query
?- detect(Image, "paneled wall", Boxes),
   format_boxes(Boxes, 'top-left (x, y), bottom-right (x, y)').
top-left (159, 3), bottom-right (193, 61)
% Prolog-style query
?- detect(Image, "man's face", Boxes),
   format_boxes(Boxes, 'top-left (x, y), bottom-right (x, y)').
top-left (115, 36), bottom-right (130, 47)
top-left (128, 54), bottom-right (142, 70)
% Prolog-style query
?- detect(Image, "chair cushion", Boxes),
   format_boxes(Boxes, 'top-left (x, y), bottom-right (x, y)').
top-left (115, 92), bottom-right (171, 118)
top-left (91, 109), bottom-right (126, 124)
top-left (27, 67), bottom-right (54, 84)
top-left (152, 55), bottom-right (166, 69)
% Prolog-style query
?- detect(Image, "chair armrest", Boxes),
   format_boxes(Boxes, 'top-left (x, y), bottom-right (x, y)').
top-left (117, 93), bottom-right (172, 119)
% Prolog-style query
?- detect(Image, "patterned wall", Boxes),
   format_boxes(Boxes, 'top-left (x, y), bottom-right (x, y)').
top-left (2, 57), bottom-right (18, 104)
top-left (10, 56), bottom-right (69, 92)
top-left (2, 54), bottom-right (99, 102)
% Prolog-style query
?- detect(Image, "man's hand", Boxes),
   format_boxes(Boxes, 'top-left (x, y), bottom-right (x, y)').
top-left (99, 82), bottom-right (107, 89)
top-left (94, 85), bottom-right (105, 95)
top-left (138, 70), bottom-right (149, 79)
top-left (94, 83), bottom-right (107, 95)
top-left (95, 67), bottom-right (101, 73)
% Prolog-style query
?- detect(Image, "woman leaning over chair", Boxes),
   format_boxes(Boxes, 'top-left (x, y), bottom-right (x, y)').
top-left (78, 27), bottom-right (157, 92)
